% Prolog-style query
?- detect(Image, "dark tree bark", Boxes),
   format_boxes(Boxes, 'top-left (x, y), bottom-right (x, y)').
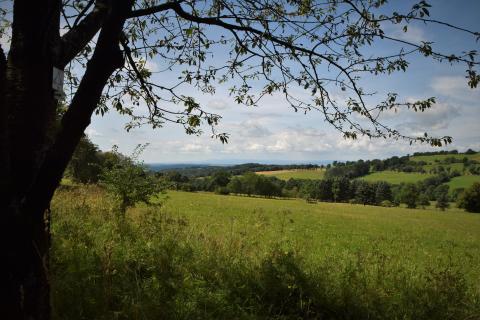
top-left (0, 1), bottom-right (132, 318)
top-left (1, 1), bottom-right (60, 318)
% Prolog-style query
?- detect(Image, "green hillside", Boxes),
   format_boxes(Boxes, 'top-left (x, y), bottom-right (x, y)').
top-left (447, 175), bottom-right (480, 190)
top-left (410, 153), bottom-right (480, 163)
top-left (360, 171), bottom-right (433, 184)
top-left (257, 169), bottom-right (325, 180)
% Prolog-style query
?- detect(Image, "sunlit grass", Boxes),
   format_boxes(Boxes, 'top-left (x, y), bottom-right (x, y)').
top-left (50, 186), bottom-right (480, 319)
top-left (256, 168), bottom-right (325, 180)
top-left (360, 171), bottom-right (433, 184)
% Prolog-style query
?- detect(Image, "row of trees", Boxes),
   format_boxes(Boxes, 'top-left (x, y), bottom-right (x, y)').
top-left (68, 139), bottom-right (479, 214)
top-left (164, 164), bottom-right (480, 212)
top-left (412, 149), bottom-right (477, 156)
top-left (156, 163), bottom-right (321, 179)
top-left (160, 168), bottom-right (480, 212)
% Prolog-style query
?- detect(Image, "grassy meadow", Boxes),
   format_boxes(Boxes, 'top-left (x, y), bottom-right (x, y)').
top-left (447, 175), bottom-right (480, 190)
top-left (50, 185), bottom-right (480, 319)
top-left (360, 170), bottom-right (433, 184)
top-left (257, 169), bottom-right (325, 180)
top-left (410, 153), bottom-right (480, 163)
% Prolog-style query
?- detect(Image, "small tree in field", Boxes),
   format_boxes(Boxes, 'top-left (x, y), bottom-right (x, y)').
top-left (435, 185), bottom-right (450, 211)
top-left (458, 183), bottom-right (480, 213)
top-left (399, 183), bottom-right (418, 209)
top-left (100, 145), bottom-right (162, 214)
top-left (417, 193), bottom-right (431, 209)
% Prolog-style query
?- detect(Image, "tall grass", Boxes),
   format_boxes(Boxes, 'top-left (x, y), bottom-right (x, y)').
top-left (50, 185), bottom-right (480, 319)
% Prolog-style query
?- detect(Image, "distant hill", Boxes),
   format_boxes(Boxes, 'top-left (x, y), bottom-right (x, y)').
top-left (359, 151), bottom-right (480, 189)
top-left (149, 150), bottom-right (480, 190)
top-left (147, 162), bottom-right (322, 177)
top-left (147, 163), bottom-right (212, 171)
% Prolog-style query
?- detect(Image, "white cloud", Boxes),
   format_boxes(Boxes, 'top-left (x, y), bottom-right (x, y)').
top-left (180, 143), bottom-right (210, 153)
top-left (245, 143), bottom-right (265, 152)
top-left (388, 24), bottom-right (426, 44)
top-left (398, 102), bottom-right (461, 134)
top-left (234, 119), bottom-right (272, 138)
top-left (431, 76), bottom-right (480, 102)
top-left (208, 99), bottom-right (229, 110)
top-left (144, 60), bottom-right (159, 72)
top-left (227, 127), bottom-right (332, 154)
top-left (85, 127), bottom-right (103, 138)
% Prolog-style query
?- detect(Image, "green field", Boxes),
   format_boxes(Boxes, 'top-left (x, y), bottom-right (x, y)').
top-left (257, 168), bottom-right (325, 180)
top-left (50, 186), bottom-right (480, 319)
top-left (410, 153), bottom-right (480, 164)
top-left (410, 153), bottom-right (480, 176)
top-left (163, 192), bottom-right (480, 267)
top-left (50, 187), bottom-right (480, 319)
top-left (422, 162), bottom-right (465, 173)
top-left (447, 175), bottom-right (480, 190)
top-left (360, 170), bottom-right (433, 184)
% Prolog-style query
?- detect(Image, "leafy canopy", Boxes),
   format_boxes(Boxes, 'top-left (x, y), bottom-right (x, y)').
top-left (2, 0), bottom-right (478, 145)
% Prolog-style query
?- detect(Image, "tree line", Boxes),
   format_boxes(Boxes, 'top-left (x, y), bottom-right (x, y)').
top-left (66, 137), bottom-right (480, 213)
top-left (154, 150), bottom-right (480, 181)
top-left (160, 169), bottom-right (479, 213)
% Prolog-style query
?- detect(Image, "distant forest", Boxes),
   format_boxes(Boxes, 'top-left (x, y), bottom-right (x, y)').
top-left (65, 136), bottom-right (479, 213)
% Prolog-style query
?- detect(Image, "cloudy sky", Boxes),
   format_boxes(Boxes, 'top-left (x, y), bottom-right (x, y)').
top-left (3, 1), bottom-right (477, 164)
top-left (86, 1), bottom-right (480, 163)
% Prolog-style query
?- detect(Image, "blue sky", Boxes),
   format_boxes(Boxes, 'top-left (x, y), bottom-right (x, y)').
top-left (3, 0), bottom-right (479, 164)
top-left (83, 1), bottom-right (480, 163)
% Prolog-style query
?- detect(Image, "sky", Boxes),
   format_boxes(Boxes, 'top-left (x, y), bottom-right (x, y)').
top-left (2, 0), bottom-right (480, 164)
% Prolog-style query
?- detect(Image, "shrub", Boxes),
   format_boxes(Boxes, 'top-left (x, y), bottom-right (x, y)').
top-left (380, 200), bottom-right (394, 207)
top-left (458, 183), bottom-right (480, 213)
top-left (215, 186), bottom-right (230, 195)
top-left (100, 145), bottom-right (163, 213)
top-left (435, 185), bottom-right (450, 211)
top-left (398, 183), bottom-right (418, 209)
top-left (417, 194), bottom-right (431, 209)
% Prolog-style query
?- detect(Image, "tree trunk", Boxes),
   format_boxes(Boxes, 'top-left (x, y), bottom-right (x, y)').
top-left (0, 1), bottom-right (132, 318)
top-left (1, 1), bottom-right (59, 318)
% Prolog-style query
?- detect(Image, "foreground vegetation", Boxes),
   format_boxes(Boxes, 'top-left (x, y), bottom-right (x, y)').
top-left (51, 186), bottom-right (480, 319)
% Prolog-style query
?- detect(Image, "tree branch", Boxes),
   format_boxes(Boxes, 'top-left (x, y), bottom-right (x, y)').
top-left (127, 1), bottom-right (182, 18)
top-left (72, 0), bottom-right (95, 28)
top-left (58, 0), bottom-right (109, 67)
top-left (25, 0), bottom-right (134, 218)
top-left (121, 39), bottom-right (156, 118)
top-left (343, 0), bottom-right (479, 38)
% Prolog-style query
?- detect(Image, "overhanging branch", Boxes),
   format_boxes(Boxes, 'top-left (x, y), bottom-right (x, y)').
top-left (58, 0), bottom-right (109, 67)
top-left (127, 1), bottom-right (183, 18)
